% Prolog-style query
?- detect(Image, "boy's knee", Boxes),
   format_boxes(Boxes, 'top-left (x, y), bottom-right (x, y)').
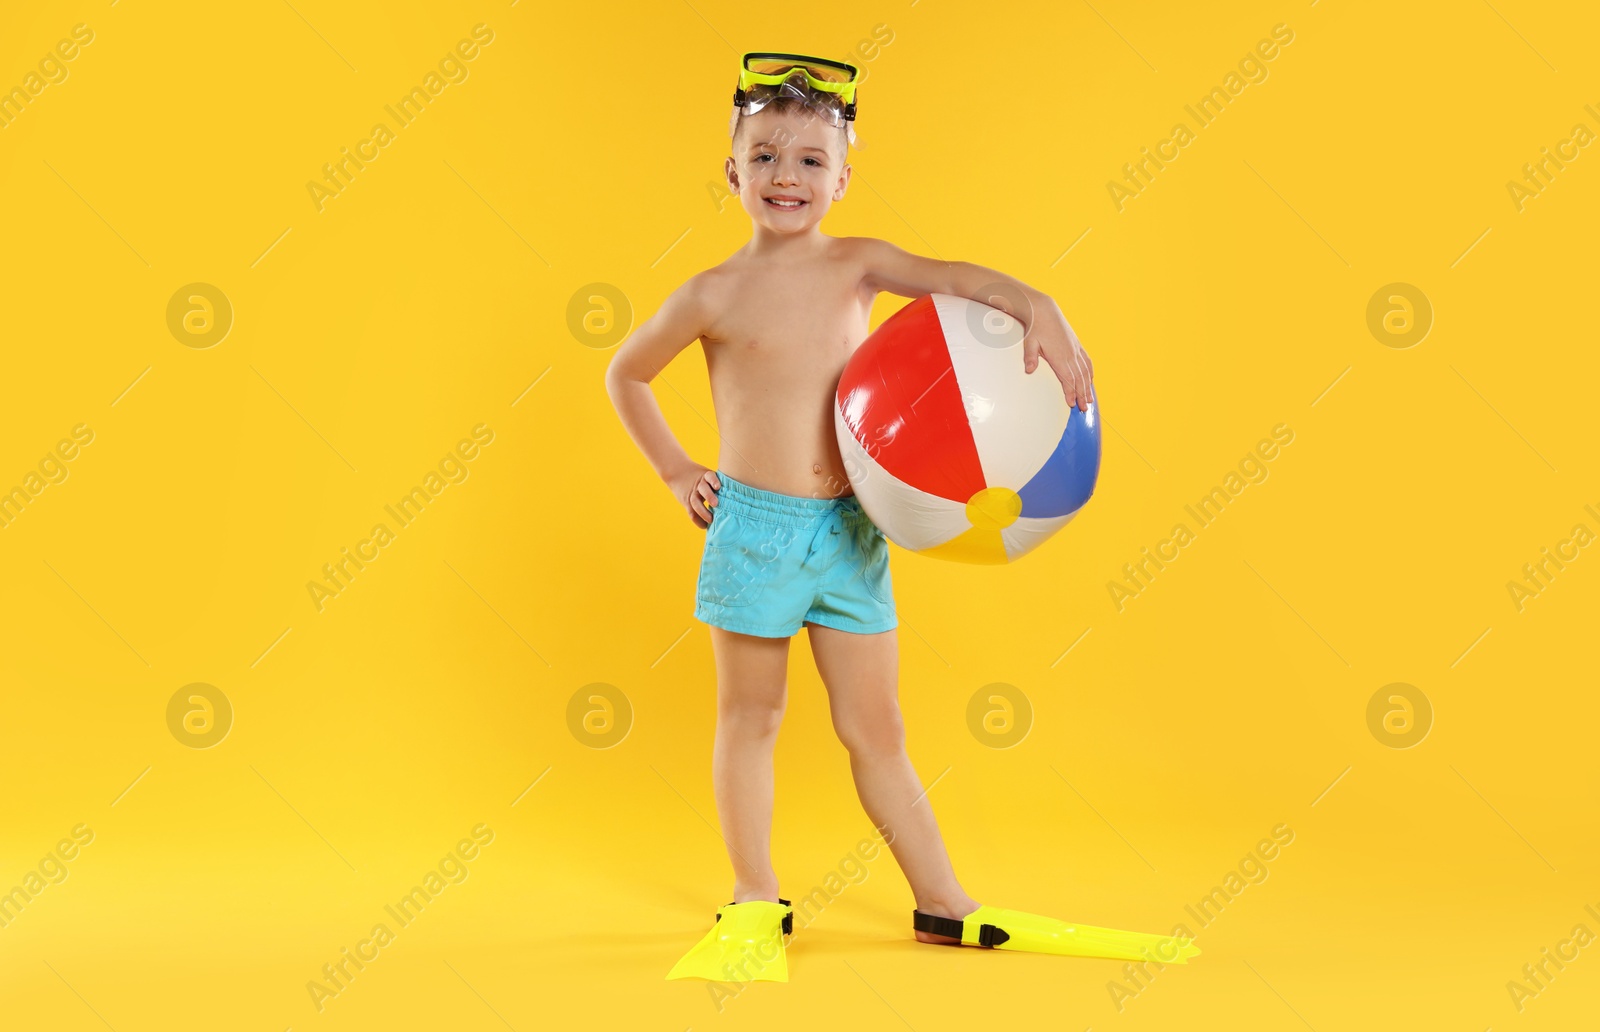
top-left (836, 710), bottom-right (905, 757)
top-left (719, 691), bottom-right (787, 734)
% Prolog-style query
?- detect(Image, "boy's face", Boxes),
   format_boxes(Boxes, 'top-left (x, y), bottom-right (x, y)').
top-left (726, 106), bottom-right (851, 232)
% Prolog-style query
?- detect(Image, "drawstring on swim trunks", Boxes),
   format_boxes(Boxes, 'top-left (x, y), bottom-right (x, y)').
top-left (803, 511), bottom-right (842, 568)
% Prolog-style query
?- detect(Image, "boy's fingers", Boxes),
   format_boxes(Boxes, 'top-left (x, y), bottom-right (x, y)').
top-left (1075, 367), bottom-right (1090, 406)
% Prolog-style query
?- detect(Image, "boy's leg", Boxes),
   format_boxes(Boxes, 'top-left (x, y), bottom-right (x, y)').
top-left (709, 625), bottom-right (791, 903)
top-left (805, 621), bottom-right (979, 940)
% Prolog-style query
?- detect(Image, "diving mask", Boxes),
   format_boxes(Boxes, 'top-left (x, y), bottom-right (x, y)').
top-left (731, 52), bottom-right (860, 147)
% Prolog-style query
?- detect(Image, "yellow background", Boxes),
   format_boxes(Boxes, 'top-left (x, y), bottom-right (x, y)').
top-left (2, 0), bottom-right (1597, 1029)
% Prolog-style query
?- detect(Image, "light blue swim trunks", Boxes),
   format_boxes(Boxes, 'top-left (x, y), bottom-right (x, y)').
top-left (694, 471), bottom-right (898, 638)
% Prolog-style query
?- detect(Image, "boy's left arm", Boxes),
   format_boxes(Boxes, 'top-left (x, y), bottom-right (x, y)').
top-left (857, 238), bottom-right (1095, 412)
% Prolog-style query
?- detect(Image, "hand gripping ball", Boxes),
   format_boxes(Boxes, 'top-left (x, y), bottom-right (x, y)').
top-left (834, 293), bottom-right (1101, 564)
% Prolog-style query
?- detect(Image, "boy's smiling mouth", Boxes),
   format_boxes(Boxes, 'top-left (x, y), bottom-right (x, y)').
top-left (764, 195), bottom-right (807, 210)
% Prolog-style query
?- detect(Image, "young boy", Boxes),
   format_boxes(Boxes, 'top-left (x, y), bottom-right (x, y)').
top-left (605, 53), bottom-right (1193, 982)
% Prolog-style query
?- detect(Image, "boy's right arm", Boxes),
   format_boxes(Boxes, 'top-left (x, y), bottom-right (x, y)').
top-left (603, 276), bottom-right (722, 529)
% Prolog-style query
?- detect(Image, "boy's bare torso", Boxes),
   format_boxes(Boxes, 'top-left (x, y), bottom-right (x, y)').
top-left (694, 235), bottom-right (874, 499)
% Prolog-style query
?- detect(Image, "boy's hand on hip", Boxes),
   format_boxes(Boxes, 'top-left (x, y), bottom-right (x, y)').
top-left (669, 465), bottom-right (721, 529)
top-left (1023, 301), bottom-right (1096, 413)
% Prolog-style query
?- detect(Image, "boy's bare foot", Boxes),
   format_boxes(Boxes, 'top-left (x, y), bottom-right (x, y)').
top-left (912, 895), bottom-right (981, 944)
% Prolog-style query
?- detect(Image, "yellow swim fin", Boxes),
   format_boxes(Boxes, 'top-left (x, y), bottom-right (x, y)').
top-left (914, 905), bottom-right (1200, 964)
top-left (667, 898), bottom-right (793, 982)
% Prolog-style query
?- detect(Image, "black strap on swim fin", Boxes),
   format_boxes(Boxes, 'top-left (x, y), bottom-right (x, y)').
top-left (715, 897), bottom-right (794, 936)
top-left (913, 909), bottom-right (1009, 947)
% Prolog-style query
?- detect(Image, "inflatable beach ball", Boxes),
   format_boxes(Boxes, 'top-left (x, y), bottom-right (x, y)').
top-left (834, 293), bottom-right (1101, 565)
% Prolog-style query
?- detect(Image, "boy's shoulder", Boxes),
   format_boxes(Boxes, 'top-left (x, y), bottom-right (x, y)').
top-left (832, 235), bottom-right (889, 250)
top-left (824, 235), bottom-right (891, 263)
top-left (665, 251), bottom-right (759, 311)
top-left (668, 262), bottom-right (733, 315)
top-left (832, 234), bottom-right (900, 274)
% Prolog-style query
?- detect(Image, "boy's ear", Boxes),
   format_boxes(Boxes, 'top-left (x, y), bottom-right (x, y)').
top-left (725, 156), bottom-right (739, 191)
top-left (833, 163), bottom-right (852, 201)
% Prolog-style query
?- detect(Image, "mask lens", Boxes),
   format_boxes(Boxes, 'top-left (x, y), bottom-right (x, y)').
top-left (739, 82), bottom-right (846, 125)
top-left (744, 57), bottom-right (855, 88)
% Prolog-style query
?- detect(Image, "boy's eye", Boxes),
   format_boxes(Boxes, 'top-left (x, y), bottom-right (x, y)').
top-left (753, 153), bottom-right (823, 166)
